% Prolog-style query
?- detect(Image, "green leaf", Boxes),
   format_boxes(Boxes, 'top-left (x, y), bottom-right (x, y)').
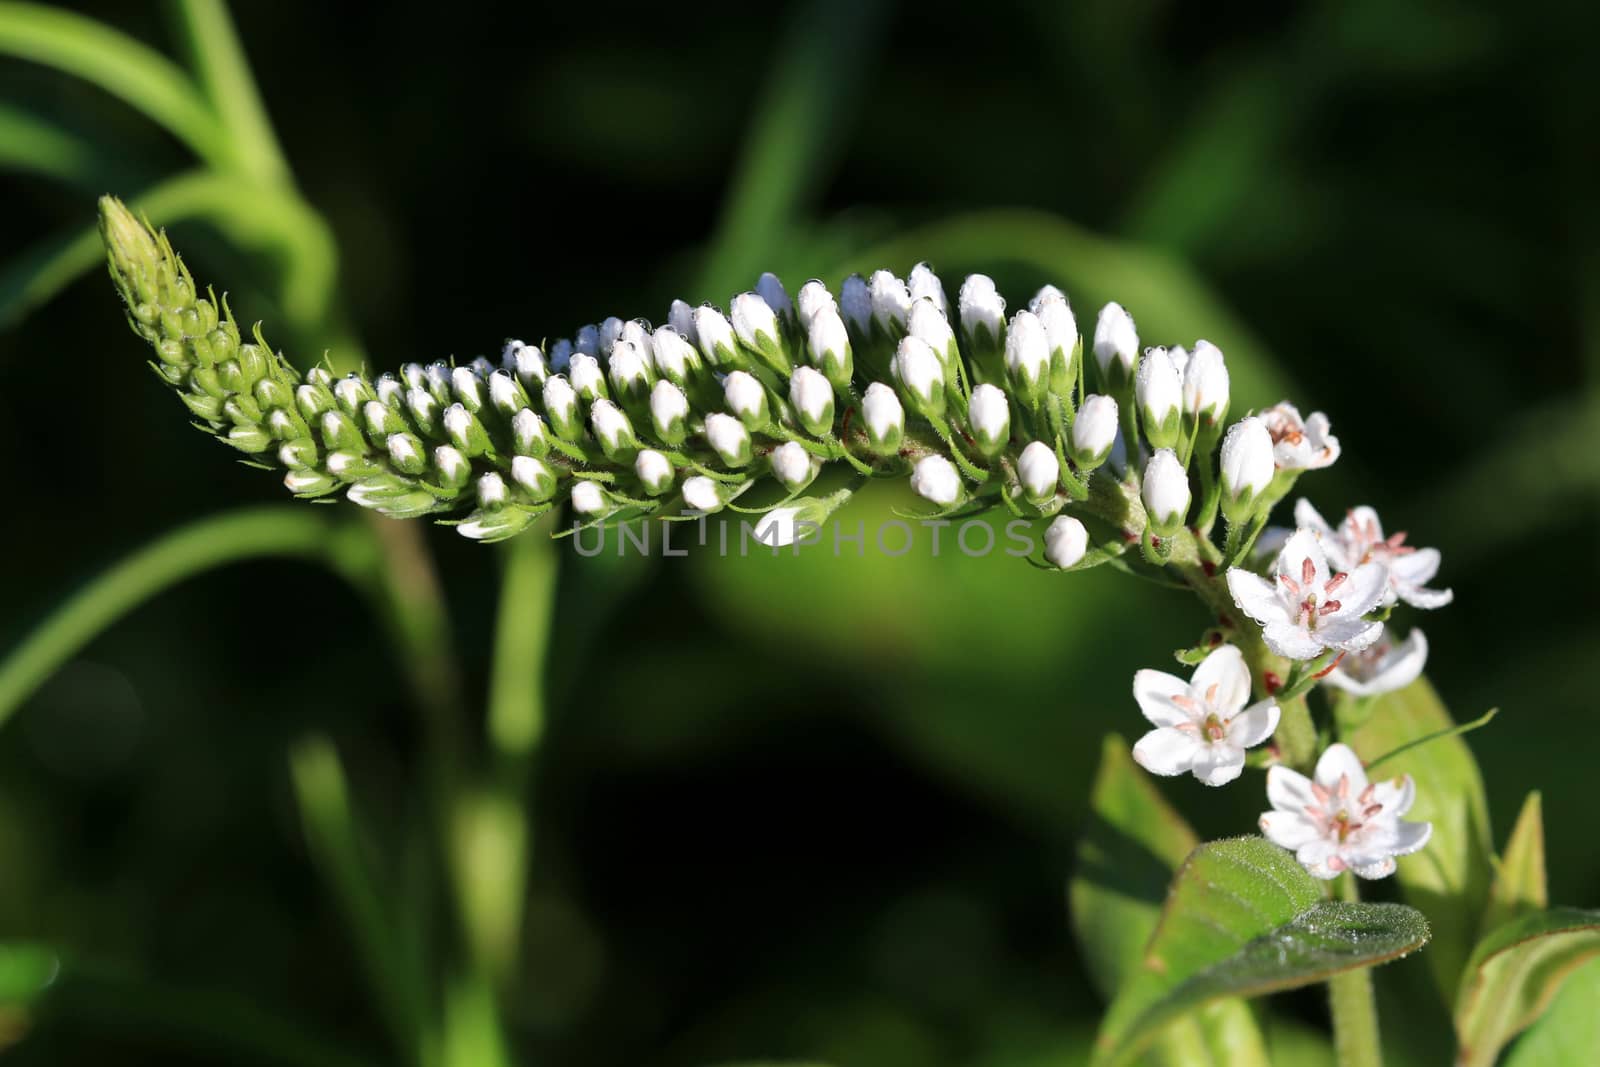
top-left (1091, 837), bottom-right (1430, 1067)
top-left (1346, 677), bottom-right (1493, 1004)
top-left (0, 101), bottom-right (98, 185)
top-left (1501, 956), bottom-right (1600, 1067)
top-left (1454, 908), bottom-right (1600, 1067)
top-left (1481, 792), bottom-right (1547, 938)
top-left (1073, 738), bottom-right (1268, 1067)
top-left (0, 2), bottom-right (226, 166)
top-left (0, 942), bottom-right (58, 1005)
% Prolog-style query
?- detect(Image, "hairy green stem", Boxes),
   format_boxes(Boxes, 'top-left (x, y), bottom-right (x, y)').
top-left (1329, 874), bottom-right (1384, 1067)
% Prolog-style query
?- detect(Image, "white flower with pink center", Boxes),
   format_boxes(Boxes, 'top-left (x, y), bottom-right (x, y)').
top-left (1227, 529), bottom-right (1388, 660)
top-left (1260, 401), bottom-right (1340, 470)
top-left (1260, 743), bottom-right (1432, 879)
top-left (1295, 500), bottom-right (1453, 609)
top-left (1131, 644), bottom-right (1280, 787)
top-left (1323, 626), bottom-right (1429, 697)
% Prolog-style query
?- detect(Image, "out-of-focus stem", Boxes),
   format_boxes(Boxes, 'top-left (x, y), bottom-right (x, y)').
top-left (1329, 874), bottom-right (1384, 1067)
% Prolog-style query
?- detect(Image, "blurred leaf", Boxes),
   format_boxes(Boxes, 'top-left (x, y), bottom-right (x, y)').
top-left (1347, 677), bottom-right (1494, 1004)
top-left (1481, 792), bottom-right (1547, 938)
top-left (1092, 837), bottom-right (1429, 1067)
top-left (167, 0), bottom-right (290, 184)
top-left (1501, 956), bottom-right (1600, 1067)
top-left (0, 2), bottom-right (226, 165)
top-left (1073, 738), bottom-right (1266, 1067)
top-left (0, 942), bottom-right (58, 1005)
top-left (0, 101), bottom-right (99, 184)
top-left (695, 0), bottom-right (889, 297)
top-left (1, 169), bottom-right (336, 331)
top-left (835, 210), bottom-right (1293, 409)
top-left (1453, 908), bottom-right (1600, 1067)
top-left (1262, 1017), bottom-right (1336, 1067)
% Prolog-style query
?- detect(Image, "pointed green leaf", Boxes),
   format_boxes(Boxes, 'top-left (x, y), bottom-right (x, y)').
top-left (1454, 908), bottom-right (1600, 1067)
top-left (1501, 956), bottom-right (1600, 1067)
top-left (1072, 738), bottom-right (1268, 1067)
top-left (1480, 791), bottom-right (1546, 938)
top-left (1347, 677), bottom-right (1493, 1003)
top-left (1091, 837), bottom-right (1430, 1067)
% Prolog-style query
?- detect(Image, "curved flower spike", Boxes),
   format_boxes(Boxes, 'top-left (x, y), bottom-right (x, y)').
top-left (1295, 500), bottom-right (1454, 609)
top-left (1227, 529), bottom-right (1387, 660)
top-left (1131, 644), bottom-right (1280, 787)
top-left (1260, 743), bottom-right (1432, 879)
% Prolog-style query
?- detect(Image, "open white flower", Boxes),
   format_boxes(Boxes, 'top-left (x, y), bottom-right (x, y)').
top-left (1260, 743), bottom-right (1432, 879)
top-left (1226, 529), bottom-right (1387, 660)
top-left (1323, 626), bottom-right (1428, 697)
top-left (1294, 500), bottom-right (1453, 609)
top-left (1260, 402), bottom-right (1340, 470)
top-left (1131, 644), bottom-right (1279, 787)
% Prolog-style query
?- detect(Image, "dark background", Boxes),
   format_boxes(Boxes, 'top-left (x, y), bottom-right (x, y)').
top-left (2, 2), bottom-right (1596, 1064)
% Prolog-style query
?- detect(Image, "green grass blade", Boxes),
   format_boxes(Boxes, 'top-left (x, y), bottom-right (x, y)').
top-left (0, 2), bottom-right (226, 166)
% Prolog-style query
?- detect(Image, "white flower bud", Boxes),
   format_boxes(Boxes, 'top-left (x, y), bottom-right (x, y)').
top-left (723, 370), bottom-right (769, 428)
top-left (470, 357), bottom-right (495, 379)
top-left (400, 362), bottom-right (426, 391)
top-left (607, 339), bottom-right (652, 404)
top-left (488, 370), bottom-right (526, 415)
top-left (477, 472), bottom-right (509, 508)
top-left (510, 455), bottom-right (556, 501)
top-left (869, 269), bottom-right (911, 333)
top-left (968, 383), bottom-right (1011, 456)
top-left (910, 454), bottom-right (962, 506)
top-left (1219, 416), bottom-right (1274, 522)
top-left (542, 376), bottom-right (580, 439)
top-left (433, 445), bottom-right (469, 490)
top-left (651, 326), bottom-right (699, 386)
top-left (1142, 448), bottom-right (1190, 533)
top-left (668, 299), bottom-right (697, 346)
top-left (1005, 310), bottom-right (1051, 405)
top-left (506, 341), bottom-right (547, 389)
top-left (907, 261), bottom-right (947, 315)
top-left (1182, 340), bottom-right (1229, 428)
top-left (1166, 344), bottom-right (1190, 382)
top-left (598, 316), bottom-right (624, 356)
top-left (756, 272), bottom-right (793, 322)
top-left (769, 440), bottom-right (816, 491)
top-left (405, 387), bottom-right (437, 428)
top-left (650, 379), bottom-right (690, 444)
top-left (589, 398), bottom-right (636, 457)
top-left (634, 448), bottom-right (675, 495)
top-left (423, 362), bottom-right (451, 400)
top-left (1018, 441), bottom-right (1061, 501)
top-left (569, 353), bottom-right (607, 402)
top-left (511, 408), bottom-right (547, 456)
top-left (1044, 515), bottom-right (1088, 568)
top-left (375, 374), bottom-right (404, 408)
top-left (1136, 346), bottom-right (1183, 449)
top-left (861, 382), bottom-right (905, 455)
top-left (285, 470), bottom-right (338, 496)
top-left (704, 412), bottom-right (753, 467)
top-left (1072, 394), bottom-right (1119, 468)
top-left (450, 366), bottom-right (483, 412)
top-left (334, 375), bottom-right (370, 414)
top-left (1035, 293), bottom-right (1079, 396)
top-left (363, 399), bottom-right (398, 436)
top-left (891, 336), bottom-right (946, 418)
top-left (570, 479), bottom-right (606, 515)
top-left (908, 298), bottom-right (958, 378)
top-left (958, 273), bottom-right (1006, 351)
top-left (1093, 302), bottom-right (1139, 384)
top-left (443, 402), bottom-right (487, 455)
top-left (547, 338), bottom-right (574, 373)
top-left (387, 432), bottom-right (425, 474)
top-left (796, 279), bottom-right (836, 330)
top-left (692, 305), bottom-right (740, 367)
top-left (731, 291), bottom-right (783, 363)
top-left (806, 305), bottom-right (853, 388)
top-left (840, 274), bottom-right (872, 335)
top-left (788, 365), bottom-right (835, 436)
top-left (682, 475), bottom-right (724, 513)
top-left (620, 319), bottom-right (654, 365)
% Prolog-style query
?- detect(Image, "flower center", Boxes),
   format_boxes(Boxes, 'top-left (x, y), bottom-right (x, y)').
top-left (1277, 558), bottom-right (1347, 629)
top-left (1308, 776), bottom-right (1385, 842)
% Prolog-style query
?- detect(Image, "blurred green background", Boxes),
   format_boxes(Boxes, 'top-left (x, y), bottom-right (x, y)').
top-left (2, 1), bottom-right (1597, 1064)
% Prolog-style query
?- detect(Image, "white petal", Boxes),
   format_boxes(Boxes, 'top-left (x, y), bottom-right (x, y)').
top-left (1267, 765), bottom-right (1315, 813)
top-left (1351, 857), bottom-right (1396, 880)
top-left (1294, 498), bottom-right (1334, 538)
top-left (1260, 810), bottom-right (1321, 849)
top-left (1314, 743), bottom-right (1369, 793)
top-left (1133, 669), bottom-right (1194, 727)
top-left (1276, 529), bottom-right (1330, 589)
top-left (1315, 616), bottom-right (1384, 653)
top-left (1191, 644), bottom-right (1251, 716)
top-left (1296, 839), bottom-right (1345, 880)
top-left (1227, 569), bottom-right (1290, 625)
top-left (1334, 561), bottom-right (1390, 618)
top-left (1384, 820), bottom-right (1433, 857)
top-left (1227, 700), bottom-right (1280, 749)
top-left (1388, 546), bottom-right (1440, 585)
top-left (1132, 728), bottom-right (1201, 777)
top-left (1399, 584), bottom-right (1454, 609)
top-left (1326, 630), bottom-right (1428, 697)
top-left (1371, 774), bottom-right (1417, 818)
top-left (1262, 619), bottom-right (1325, 660)
top-left (1192, 744), bottom-right (1246, 787)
